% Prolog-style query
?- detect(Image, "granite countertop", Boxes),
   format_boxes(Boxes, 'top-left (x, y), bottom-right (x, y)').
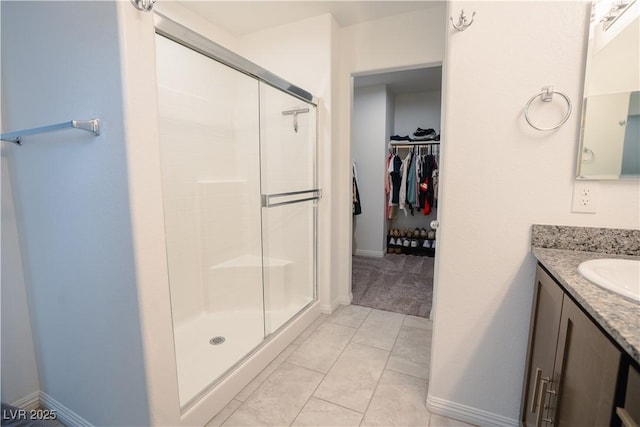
top-left (532, 247), bottom-right (640, 364)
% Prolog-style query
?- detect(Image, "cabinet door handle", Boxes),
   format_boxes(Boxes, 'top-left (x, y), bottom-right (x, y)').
top-left (536, 379), bottom-right (549, 427)
top-left (531, 368), bottom-right (543, 412)
top-left (616, 407), bottom-right (639, 427)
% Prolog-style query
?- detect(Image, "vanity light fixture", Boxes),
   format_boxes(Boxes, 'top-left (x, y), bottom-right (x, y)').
top-left (596, 0), bottom-right (636, 30)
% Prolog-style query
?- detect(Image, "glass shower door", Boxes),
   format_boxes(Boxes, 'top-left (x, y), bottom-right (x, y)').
top-left (155, 34), bottom-right (265, 407)
top-left (259, 82), bottom-right (318, 334)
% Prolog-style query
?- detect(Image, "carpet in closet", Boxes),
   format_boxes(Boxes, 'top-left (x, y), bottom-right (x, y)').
top-left (351, 254), bottom-right (434, 318)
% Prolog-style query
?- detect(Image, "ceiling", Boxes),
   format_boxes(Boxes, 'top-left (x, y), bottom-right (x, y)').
top-left (178, 2), bottom-right (443, 94)
top-left (180, 1), bottom-right (440, 37)
top-left (354, 66), bottom-right (443, 95)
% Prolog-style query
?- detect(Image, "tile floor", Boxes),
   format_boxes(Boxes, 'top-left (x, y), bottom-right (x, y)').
top-left (208, 305), bottom-right (475, 427)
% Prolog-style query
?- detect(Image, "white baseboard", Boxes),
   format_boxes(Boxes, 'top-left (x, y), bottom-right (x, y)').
top-left (320, 303), bottom-right (334, 314)
top-left (426, 393), bottom-right (519, 427)
top-left (321, 294), bottom-right (353, 314)
top-left (336, 295), bottom-right (352, 306)
top-left (354, 249), bottom-right (385, 258)
top-left (10, 391), bottom-right (40, 411)
top-left (40, 391), bottom-right (93, 427)
top-left (9, 391), bottom-right (93, 426)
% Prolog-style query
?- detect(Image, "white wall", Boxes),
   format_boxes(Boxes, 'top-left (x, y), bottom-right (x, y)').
top-left (155, 2), bottom-right (240, 54)
top-left (394, 91), bottom-right (442, 137)
top-left (1, 156), bottom-right (40, 406)
top-left (352, 85), bottom-right (389, 257)
top-left (1, 2), bottom-right (149, 424)
top-left (429, 2), bottom-right (640, 425)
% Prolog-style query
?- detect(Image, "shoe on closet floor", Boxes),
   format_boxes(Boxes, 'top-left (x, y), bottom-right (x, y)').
top-left (387, 238), bottom-right (396, 253)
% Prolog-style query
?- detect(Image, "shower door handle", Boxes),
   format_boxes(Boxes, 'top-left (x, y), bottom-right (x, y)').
top-left (261, 189), bottom-right (321, 208)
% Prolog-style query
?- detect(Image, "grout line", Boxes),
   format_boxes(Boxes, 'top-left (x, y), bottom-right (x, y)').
top-left (358, 312), bottom-right (406, 427)
top-left (383, 366), bottom-right (430, 382)
top-left (289, 307), bottom-right (390, 426)
top-left (289, 316), bottom-right (350, 425)
top-left (233, 342), bottom-right (300, 403)
top-left (214, 399), bottom-right (242, 427)
top-left (222, 315), bottom-right (331, 425)
top-left (286, 359), bottom-right (333, 376)
top-left (382, 323), bottom-right (433, 382)
top-left (312, 396), bottom-right (366, 415)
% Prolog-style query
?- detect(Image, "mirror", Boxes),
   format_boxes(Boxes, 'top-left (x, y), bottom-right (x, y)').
top-left (577, 0), bottom-right (640, 179)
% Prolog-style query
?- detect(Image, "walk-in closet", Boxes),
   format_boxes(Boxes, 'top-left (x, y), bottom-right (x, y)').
top-left (351, 66), bottom-right (442, 318)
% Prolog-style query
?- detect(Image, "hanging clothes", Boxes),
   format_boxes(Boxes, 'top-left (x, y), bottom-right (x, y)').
top-left (385, 142), bottom-right (441, 221)
top-left (406, 150), bottom-right (418, 215)
top-left (388, 154), bottom-right (402, 218)
top-left (431, 152), bottom-right (439, 208)
top-left (422, 154), bottom-right (439, 215)
top-left (384, 153), bottom-right (393, 219)
top-left (432, 168), bottom-right (439, 208)
top-left (398, 151), bottom-right (412, 216)
top-left (352, 162), bottom-right (362, 215)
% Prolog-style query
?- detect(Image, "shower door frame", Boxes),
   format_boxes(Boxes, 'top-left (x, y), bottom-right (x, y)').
top-left (154, 13), bottom-right (318, 105)
top-left (154, 12), bottom-right (319, 413)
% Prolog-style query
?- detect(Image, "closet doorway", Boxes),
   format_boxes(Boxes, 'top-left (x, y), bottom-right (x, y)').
top-left (351, 65), bottom-right (442, 319)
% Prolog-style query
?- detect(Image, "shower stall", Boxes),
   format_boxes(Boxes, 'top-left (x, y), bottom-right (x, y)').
top-left (154, 17), bottom-right (318, 408)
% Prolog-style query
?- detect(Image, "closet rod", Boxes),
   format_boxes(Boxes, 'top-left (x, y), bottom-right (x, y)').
top-left (1, 119), bottom-right (101, 145)
top-left (389, 141), bottom-right (440, 149)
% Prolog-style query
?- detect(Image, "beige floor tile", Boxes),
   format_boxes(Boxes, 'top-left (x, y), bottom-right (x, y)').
top-left (326, 305), bottom-right (371, 328)
top-left (292, 397), bottom-right (363, 426)
top-left (352, 309), bottom-right (405, 350)
top-left (287, 322), bottom-right (356, 373)
top-left (234, 344), bottom-right (298, 402)
top-left (293, 314), bottom-right (329, 346)
top-left (386, 325), bottom-right (431, 379)
top-left (429, 413), bottom-right (477, 426)
top-left (404, 315), bottom-right (433, 330)
top-left (361, 370), bottom-right (430, 427)
top-left (223, 362), bottom-right (324, 426)
top-left (206, 399), bottom-right (242, 426)
top-left (313, 342), bottom-right (389, 412)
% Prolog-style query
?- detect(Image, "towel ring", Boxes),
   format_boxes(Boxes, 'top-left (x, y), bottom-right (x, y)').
top-left (525, 86), bottom-right (572, 131)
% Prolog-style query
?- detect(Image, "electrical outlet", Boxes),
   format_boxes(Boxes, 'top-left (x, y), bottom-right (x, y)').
top-left (571, 181), bottom-right (599, 213)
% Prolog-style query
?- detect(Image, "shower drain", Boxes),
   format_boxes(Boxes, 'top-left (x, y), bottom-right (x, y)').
top-left (209, 336), bottom-right (226, 345)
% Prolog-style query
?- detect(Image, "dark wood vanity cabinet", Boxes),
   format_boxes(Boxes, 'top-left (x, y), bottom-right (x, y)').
top-left (618, 363), bottom-right (640, 427)
top-left (521, 265), bottom-right (626, 426)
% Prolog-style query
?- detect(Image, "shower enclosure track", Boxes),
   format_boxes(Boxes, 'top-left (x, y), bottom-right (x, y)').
top-left (154, 12), bottom-right (317, 106)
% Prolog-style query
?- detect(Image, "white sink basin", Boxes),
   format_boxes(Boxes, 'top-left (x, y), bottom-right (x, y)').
top-left (578, 259), bottom-right (640, 303)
